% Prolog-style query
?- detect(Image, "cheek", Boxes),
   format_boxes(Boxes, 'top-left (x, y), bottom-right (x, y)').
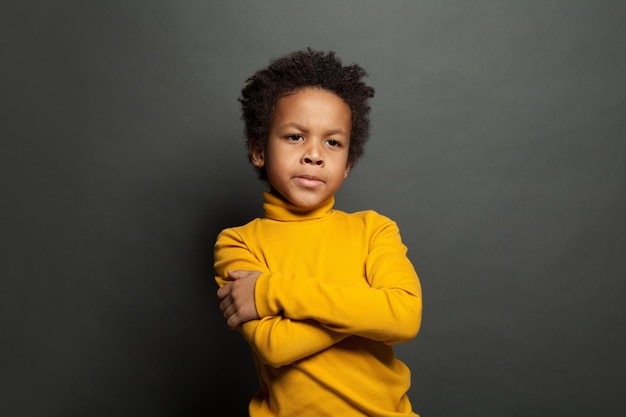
top-left (263, 154), bottom-right (286, 178)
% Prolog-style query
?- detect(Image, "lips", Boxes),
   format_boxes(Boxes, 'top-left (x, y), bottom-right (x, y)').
top-left (294, 174), bottom-right (324, 188)
top-left (297, 175), bottom-right (323, 182)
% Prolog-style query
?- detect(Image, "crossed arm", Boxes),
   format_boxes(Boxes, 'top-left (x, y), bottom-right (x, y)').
top-left (214, 230), bottom-right (350, 367)
top-left (216, 271), bottom-right (350, 367)
top-left (214, 219), bottom-right (422, 367)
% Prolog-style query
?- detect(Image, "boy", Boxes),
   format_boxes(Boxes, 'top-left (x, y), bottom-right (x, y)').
top-left (215, 48), bottom-right (422, 417)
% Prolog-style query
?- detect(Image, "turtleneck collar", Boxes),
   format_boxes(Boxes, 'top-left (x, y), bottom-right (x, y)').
top-left (263, 191), bottom-right (335, 221)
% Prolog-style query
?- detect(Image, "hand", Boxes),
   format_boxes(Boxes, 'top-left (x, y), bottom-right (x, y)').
top-left (217, 270), bottom-right (262, 330)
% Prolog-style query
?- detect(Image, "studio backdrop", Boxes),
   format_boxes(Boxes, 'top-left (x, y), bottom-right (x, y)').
top-left (2, 1), bottom-right (625, 416)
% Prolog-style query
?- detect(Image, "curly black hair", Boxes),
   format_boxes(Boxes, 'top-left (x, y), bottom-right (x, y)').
top-left (239, 48), bottom-right (375, 180)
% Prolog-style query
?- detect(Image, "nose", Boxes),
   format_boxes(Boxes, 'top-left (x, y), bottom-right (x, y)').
top-left (302, 142), bottom-right (324, 166)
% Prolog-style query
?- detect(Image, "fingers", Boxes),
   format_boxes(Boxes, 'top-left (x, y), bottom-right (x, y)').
top-left (217, 271), bottom-right (261, 329)
top-left (227, 270), bottom-right (248, 280)
top-left (220, 299), bottom-right (249, 329)
top-left (218, 293), bottom-right (232, 316)
top-left (217, 283), bottom-right (244, 329)
top-left (217, 293), bottom-right (238, 329)
top-left (216, 283), bottom-right (230, 300)
top-left (228, 270), bottom-right (262, 280)
top-left (221, 302), bottom-right (240, 329)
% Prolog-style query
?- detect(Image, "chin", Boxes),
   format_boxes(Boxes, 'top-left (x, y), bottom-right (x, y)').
top-left (285, 194), bottom-right (321, 209)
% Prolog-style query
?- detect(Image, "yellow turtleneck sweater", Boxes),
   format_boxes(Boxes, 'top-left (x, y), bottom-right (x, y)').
top-left (214, 192), bottom-right (422, 417)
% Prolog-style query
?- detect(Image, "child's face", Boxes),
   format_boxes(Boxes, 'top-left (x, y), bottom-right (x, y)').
top-left (251, 87), bottom-right (352, 209)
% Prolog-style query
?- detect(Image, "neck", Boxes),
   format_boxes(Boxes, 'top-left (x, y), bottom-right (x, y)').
top-left (263, 191), bottom-right (334, 221)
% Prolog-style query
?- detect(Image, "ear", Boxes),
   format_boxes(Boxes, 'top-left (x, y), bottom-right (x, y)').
top-left (249, 142), bottom-right (265, 168)
top-left (343, 160), bottom-right (352, 179)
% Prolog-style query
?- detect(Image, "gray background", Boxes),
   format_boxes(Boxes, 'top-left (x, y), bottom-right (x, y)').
top-left (2, 1), bottom-right (625, 416)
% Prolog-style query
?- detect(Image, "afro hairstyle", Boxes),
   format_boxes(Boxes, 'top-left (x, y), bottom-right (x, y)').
top-left (239, 47), bottom-right (375, 180)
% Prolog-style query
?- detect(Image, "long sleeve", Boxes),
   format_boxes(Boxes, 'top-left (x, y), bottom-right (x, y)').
top-left (239, 316), bottom-right (347, 368)
top-left (254, 213), bottom-right (422, 344)
top-left (214, 227), bottom-right (347, 366)
top-left (213, 194), bottom-right (421, 417)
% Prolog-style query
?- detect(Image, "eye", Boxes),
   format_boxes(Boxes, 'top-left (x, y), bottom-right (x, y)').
top-left (286, 134), bottom-right (304, 141)
top-left (325, 139), bottom-right (342, 147)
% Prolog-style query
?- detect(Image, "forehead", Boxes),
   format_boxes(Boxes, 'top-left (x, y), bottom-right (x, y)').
top-left (271, 88), bottom-right (352, 130)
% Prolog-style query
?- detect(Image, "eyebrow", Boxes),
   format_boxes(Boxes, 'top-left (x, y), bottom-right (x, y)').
top-left (278, 122), bottom-right (349, 136)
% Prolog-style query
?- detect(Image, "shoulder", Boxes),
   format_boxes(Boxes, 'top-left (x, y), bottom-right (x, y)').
top-left (331, 209), bottom-right (408, 251)
top-left (216, 217), bottom-right (263, 242)
top-left (338, 208), bottom-right (394, 222)
top-left (335, 209), bottom-right (400, 231)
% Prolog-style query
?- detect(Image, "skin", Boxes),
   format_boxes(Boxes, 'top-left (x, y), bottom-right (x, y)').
top-left (217, 87), bottom-right (353, 329)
